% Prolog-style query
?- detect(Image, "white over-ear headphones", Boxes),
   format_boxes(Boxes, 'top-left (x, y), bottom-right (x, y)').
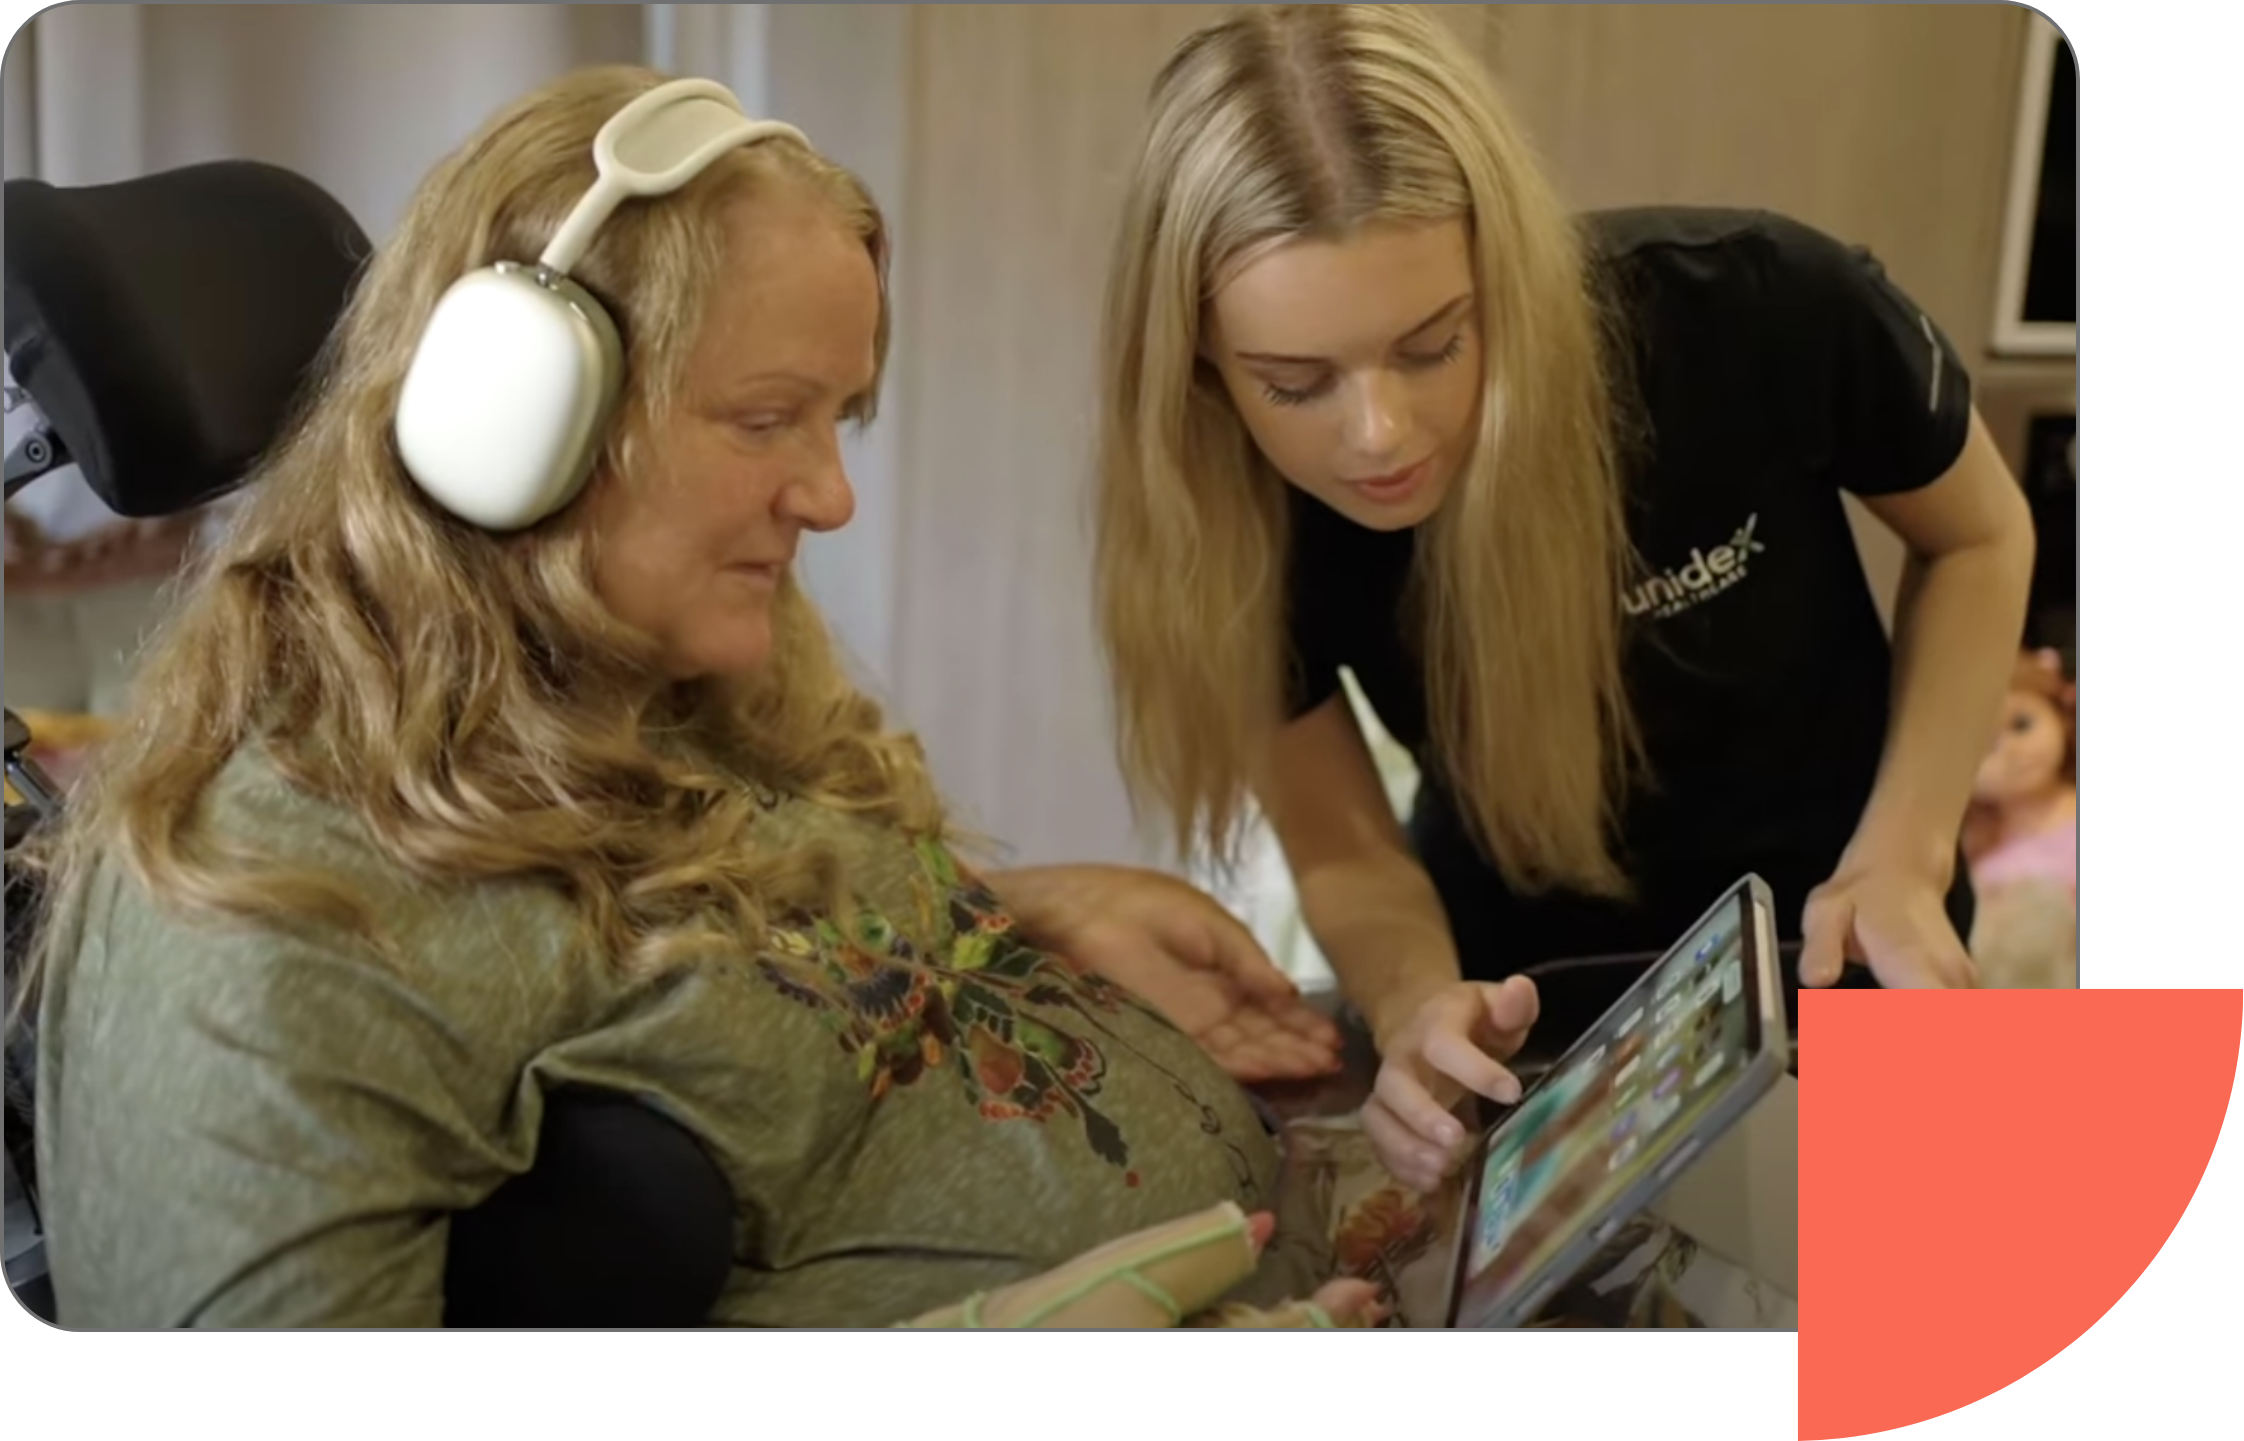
top-left (393, 79), bottom-right (807, 532)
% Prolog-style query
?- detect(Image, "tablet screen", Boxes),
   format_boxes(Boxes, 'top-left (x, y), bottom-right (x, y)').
top-left (1451, 889), bottom-right (1763, 1327)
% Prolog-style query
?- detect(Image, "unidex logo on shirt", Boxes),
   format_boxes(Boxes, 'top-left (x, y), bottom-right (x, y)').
top-left (1623, 513), bottom-right (1766, 620)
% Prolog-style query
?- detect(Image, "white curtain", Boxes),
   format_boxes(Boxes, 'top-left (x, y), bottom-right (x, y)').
top-left (642, 4), bottom-right (769, 116)
top-left (9, 4), bottom-right (644, 230)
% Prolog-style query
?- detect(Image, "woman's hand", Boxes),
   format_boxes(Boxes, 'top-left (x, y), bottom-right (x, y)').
top-left (1210, 1275), bottom-right (1386, 1328)
top-left (900, 1204), bottom-right (1388, 1328)
top-left (1362, 976), bottom-right (1539, 1193)
top-left (1800, 864), bottom-right (1979, 989)
top-left (1207, 1217), bottom-right (1387, 1327)
top-left (985, 864), bottom-right (1344, 1083)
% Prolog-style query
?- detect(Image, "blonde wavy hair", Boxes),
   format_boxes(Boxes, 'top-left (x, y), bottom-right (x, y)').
top-left (1096, 4), bottom-right (1641, 896)
top-left (21, 66), bottom-right (946, 995)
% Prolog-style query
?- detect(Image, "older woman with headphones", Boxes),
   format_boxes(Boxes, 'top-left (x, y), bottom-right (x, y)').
top-left (21, 68), bottom-right (1368, 1329)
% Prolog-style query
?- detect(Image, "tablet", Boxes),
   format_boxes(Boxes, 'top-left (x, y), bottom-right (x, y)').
top-left (1442, 874), bottom-right (1789, 1329)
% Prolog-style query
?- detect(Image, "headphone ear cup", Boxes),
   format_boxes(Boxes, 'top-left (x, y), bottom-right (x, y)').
top-left (395, 264), bottom-right (624, 531)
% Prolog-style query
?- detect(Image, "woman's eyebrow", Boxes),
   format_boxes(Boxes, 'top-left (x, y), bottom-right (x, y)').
top-left (1233, 294), bottom-right (1474, 365)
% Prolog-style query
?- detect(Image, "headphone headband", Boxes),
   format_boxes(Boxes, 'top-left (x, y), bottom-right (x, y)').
top-left (543, 79), bottom-right (808, 276)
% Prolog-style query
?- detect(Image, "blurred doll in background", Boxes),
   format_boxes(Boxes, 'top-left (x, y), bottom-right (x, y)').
top-left (1962, 649), bottom-right (2078, 987)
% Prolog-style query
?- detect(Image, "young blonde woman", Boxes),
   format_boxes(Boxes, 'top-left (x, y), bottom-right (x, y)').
top-left (19, 66), bottom-right (1370, 1328)
top-left (1094, 5), bottom-right (2037, 1191)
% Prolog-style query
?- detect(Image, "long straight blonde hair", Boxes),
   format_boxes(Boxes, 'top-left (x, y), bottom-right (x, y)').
top-left (1096, 4), bottom-right (1641, 896)
top-left (21, 66), bottom-right (946, 1000)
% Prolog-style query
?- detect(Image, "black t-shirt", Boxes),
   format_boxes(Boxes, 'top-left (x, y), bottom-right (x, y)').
top-left (1284, 207), bottom-right (1976, 977)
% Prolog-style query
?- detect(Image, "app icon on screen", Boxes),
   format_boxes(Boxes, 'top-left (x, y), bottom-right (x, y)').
top-left (1477, 1165), bottom-right (1520, 1254)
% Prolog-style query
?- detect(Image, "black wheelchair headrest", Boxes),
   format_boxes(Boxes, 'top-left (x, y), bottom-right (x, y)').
top-left (4, 160), bottom-right (370, 519)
